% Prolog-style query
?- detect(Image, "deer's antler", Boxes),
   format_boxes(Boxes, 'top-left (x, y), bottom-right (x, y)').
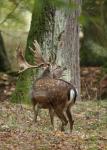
top-left (17, 44), bottom-right (44, 73)
top-left (29, 40), bottom-right (46, 65)
top-left (17, 40), bottom-right (58, 73)
top-left (30, 40), bottom-right (57, 66)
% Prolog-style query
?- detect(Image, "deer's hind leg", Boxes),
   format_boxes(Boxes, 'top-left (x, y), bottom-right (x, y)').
top-left (54, 108), bottom-right (68, 131)
top-left (66, 104), bottom-right (74, 132)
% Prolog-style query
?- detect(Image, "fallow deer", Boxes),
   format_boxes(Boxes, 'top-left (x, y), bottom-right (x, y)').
top-left (17, 42), bottom-right (66, 128)
top-left (17, 40), bottom-right (77, 132)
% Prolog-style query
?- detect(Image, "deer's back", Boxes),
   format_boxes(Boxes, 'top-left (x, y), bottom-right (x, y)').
top-left (31, 78), bottom-right (75, 106)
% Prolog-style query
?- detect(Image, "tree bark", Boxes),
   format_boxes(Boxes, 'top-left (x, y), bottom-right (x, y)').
top-left (11, 0), bottom-right (55, 103)
top-left (0, 31), bottom-right (11, 72)
top-left (62, 0), bottom-right (81, 99)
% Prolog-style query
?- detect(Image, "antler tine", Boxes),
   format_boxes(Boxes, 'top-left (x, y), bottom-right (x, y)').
top-left (52, 52), bottom-right (57, 64)
top-left (48, 51), bottom-right (52, 63)
top-left (33, 40), bottom-right (41, 54)
top-left (49, 51), bottom-right (56, 64)
top-left (30, 40), bottom-right (47, 65)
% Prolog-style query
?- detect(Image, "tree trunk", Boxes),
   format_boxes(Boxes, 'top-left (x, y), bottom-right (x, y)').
top-left (62, 0), bottom-right (81, 99)
top-left (11, 0), bottom-right (55, 103)
top-left (0, 31), bottom-right (11, 72)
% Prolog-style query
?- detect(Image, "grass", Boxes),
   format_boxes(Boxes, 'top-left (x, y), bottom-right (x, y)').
top-left (0, 100), bottom-right (107, 150)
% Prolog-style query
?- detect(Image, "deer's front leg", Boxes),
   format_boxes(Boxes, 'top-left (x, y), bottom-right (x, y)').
top-left (49, 108), bottom-right (54, 129)
top-left (33, 103), bottom-right (39, 123)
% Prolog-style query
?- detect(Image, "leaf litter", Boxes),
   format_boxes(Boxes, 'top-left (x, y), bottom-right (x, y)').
top-left (0, 100), bottom-right (107, 150)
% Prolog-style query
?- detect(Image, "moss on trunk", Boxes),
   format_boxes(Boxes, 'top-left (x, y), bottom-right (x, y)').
top-left (11, 0), bottom-right (55, 103)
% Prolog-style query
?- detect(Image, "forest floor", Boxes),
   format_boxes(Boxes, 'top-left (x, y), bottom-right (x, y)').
top-left (0, 100), bottom-right (107, 150)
